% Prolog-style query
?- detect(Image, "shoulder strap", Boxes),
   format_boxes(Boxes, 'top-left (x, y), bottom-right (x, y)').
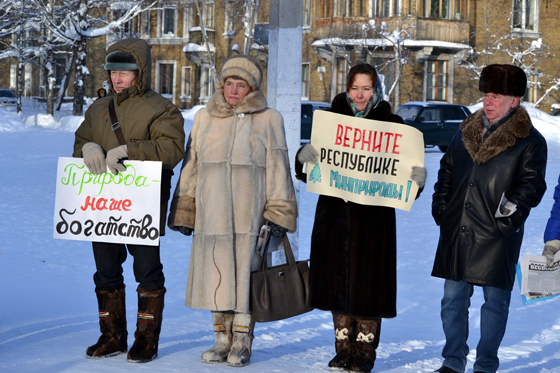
top-left (108, 98), bottom-right (127, 145)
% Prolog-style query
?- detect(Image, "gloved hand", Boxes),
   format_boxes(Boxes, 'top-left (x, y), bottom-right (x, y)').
top-left (106, 144), bottom-right (128, 175)
top-left (269, 222), bottom-right (288, 237)
top-left (178, 226), bottom-right (193, 236)
top-left (410, 166), bottom-right (427, 188)
top-left (542, 239), bottom-right (560, 267)
top-left (82, 142), bottom-right (106, 175)
top-left (297, 144), bottom-right (319, 163)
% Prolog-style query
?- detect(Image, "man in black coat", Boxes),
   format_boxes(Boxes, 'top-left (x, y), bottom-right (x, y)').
top-left (431, 64), bottom-right (547, 373)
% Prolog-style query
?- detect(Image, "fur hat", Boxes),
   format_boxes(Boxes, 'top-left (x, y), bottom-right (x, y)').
top-left (479, 64), bottom-right (527, 97)
top-left (104, 50), bottom-right (138, 71)
top-left (219, 54), bottom-right (263, 90)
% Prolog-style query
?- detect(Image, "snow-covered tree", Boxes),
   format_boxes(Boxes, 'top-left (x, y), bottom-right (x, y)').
top-left (0, 0), bottom-right (42, 113)
top-left (458, 10), bottom-right (555, 108)
top-left (30, 0), bottom-right (156, 115)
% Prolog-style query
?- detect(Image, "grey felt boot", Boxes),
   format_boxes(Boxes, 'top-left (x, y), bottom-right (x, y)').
top-left (227, 313), bottom-right (255, 367)
top-left (201, 312), bottom-right (234, 363)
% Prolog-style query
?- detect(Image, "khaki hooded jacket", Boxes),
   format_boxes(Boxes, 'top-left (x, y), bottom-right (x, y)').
top-left (73, 38), bottom-right (186, 234)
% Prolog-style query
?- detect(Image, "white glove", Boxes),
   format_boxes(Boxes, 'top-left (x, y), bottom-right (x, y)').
top-left (542, 239), bottom-right (560, 267)
top-left (81, 142), bottom-right (106, 175)
top-left (106, 144), bottom-right (128, 175)
top-left (410, 166), bottom-right (427, 188)
top-left (297, 144), bottom-right (319, 163)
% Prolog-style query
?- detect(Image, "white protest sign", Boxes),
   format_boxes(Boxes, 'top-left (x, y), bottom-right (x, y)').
top-left (53, 157), bottom-right (162, 246)
top-left (305, 110), bottom-right (425, 211)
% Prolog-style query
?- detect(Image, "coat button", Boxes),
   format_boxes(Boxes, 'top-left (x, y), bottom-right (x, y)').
top-left (460, 226), bottom-right (467, 232)
top-left (464, 203), bottom-right (471, 208)
top-left (469, 180), bottom-right (475, 186)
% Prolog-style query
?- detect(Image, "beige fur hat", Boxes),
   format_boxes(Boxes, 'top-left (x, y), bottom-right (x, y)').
top-left (219, 54), bottom-right (263, 90)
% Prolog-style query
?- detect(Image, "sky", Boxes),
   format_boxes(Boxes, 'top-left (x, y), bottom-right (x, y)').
top-left (1, 98), bottom-right (560, 373)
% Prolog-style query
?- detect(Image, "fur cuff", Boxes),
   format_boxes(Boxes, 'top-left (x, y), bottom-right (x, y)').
top-left (263, 199), bottom-right (298, 233)
top-left (167, 196), bottom-right (196, 231)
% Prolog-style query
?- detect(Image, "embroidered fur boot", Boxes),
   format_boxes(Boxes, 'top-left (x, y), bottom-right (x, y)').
top-left (227, 313), bottom-right (255, 367)
top-left (127, 287), bottom-right (165, 363)
top-left (350, 318), bottom-right (382, 373)
top-left (201, 311), bottom-right (234, 363)
top-left (328, 313), bottom-right (356, 369)
top-left (86, 285), bottom-right (128, 358)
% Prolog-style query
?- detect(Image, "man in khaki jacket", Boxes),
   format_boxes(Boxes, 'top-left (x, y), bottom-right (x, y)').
top-left (73, 38), bottom-right (185, 363)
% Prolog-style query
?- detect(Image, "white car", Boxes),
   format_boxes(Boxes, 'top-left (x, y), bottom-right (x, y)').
top-left (0, 89), bottom-right (17, 106)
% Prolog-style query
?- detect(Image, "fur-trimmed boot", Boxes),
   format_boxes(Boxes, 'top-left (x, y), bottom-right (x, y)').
top-left (127, 287), bottom-right (166, 363)
top-left (227, 313), bottom-right (255, 367)
top-left (328, 313), bottom-right (356, 369)
top-left (86, 285), bottom-right (128, 358)
top-left (201, 311), bottom-right (234, 363)
top-left (350, 318), bottom-right (381, 373)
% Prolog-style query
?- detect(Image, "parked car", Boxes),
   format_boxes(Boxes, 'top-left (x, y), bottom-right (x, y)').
top-left (0, 89), bottom-right (17, 106)
top-left (301, 100), bottom-right (331, 143)
top-left (396, 101), bottom-right (472, 152)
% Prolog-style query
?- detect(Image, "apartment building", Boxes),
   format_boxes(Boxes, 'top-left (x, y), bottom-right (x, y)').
top-left (1, 0), bottom-right (558, 113)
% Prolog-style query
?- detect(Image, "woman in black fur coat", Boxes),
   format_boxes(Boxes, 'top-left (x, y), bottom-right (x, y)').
top-left (295, 63), bottom-right (425, 373)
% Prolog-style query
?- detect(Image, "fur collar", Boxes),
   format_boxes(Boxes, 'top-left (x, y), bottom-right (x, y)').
top-left (461, 106), bottom-right (533, 164)
top-left (206, 88), bottom-right (268, 118)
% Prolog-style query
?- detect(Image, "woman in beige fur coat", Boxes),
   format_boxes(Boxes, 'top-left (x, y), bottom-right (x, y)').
top-left (168, 55), bottom-right (297, 367)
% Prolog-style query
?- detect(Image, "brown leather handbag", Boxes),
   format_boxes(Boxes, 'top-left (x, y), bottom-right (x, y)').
top-left (250, 231), bottom-right (313, 322)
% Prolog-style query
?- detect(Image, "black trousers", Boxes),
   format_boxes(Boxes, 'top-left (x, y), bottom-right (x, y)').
top-left (92, 241), bottom-right (165, 291)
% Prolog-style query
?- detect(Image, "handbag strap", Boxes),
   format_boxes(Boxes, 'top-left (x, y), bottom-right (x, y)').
top-left (108, 98), bottom-right (127, 146)
top-left (259, 234), bottom-right (297, 271)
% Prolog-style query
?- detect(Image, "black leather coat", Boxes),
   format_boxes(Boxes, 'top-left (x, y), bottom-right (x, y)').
top-left (431, 107), bottom-right (547, 290)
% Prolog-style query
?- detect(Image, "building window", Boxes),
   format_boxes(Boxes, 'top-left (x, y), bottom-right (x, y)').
top-left (372, 0), bottom-right (401, 17)
top-left (335, 58), bottom-right (347, 94)
top-left (333, 0), bottom-right (350, 17)
top-left (513, 0), bottom-right (538, 32)
top-left (225, 2), bottom-right (234, 34)
top-left (200, 66), bottom-right (214, 99)
top-left (206, 2), bottom-right (215, 29)
top-left (112, 10), bottom-right (139, 38)
top-left (158, 63), bottom-right (174, 96)
top-left (524, 75), bottom-right (537, 103)
top-left (181, 67), bottom-right (191, 98)
top-left (184, 5), bottom-right (194, 38)
top-left (303, 0), bottom-right (312, 27)
top-left (140, 10), bottom-right (150, 37)
top-left (426, 60), bottom-right (448, 101)
top-left (10, 64), bottom-right (16, 89)
top-left (373, 57), bottom-right (396, 99)
top-left (160, 7), bottom-right (176, 36)
top-left (318, 1), bottom-right (330, 18)
top-left (426, 0), bottom-right (451, 19)
top-left (54, 57), bottom-right (66, 86)
top-left (302, 63), bottom-right (310, 99)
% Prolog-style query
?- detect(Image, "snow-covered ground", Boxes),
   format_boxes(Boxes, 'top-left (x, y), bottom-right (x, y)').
top-left (1, 98), bottom-right (560, 372)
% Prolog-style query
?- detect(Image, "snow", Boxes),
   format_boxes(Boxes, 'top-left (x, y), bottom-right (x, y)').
top-left (1, 99), bottom-right (560, 372)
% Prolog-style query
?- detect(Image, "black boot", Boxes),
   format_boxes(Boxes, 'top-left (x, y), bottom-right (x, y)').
top-left (350, 318), bottom-right (381, 373)
top-left (127, 287), bottom-right (165, 363)
top-left (328, 313), bottom-right (356, 369)
top-left (86, 285), bottom-right (128, 358)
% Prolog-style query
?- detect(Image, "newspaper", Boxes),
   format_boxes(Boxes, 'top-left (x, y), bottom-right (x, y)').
top-left (495, 192), bottom-right (517, 218)
top-left (518, 251), bottom-right (560, 301)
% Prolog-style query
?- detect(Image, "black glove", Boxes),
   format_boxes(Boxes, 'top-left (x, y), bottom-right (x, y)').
top-left (269, 222), bottom-right (288, 237)
top-left (178, 226), bottom-right (193, 236)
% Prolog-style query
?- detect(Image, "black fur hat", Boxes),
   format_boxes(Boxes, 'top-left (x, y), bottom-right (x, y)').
top-left (479, 64), bottom-right (527, 97)
top-left (104, 50), bottom-right (138, 71)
